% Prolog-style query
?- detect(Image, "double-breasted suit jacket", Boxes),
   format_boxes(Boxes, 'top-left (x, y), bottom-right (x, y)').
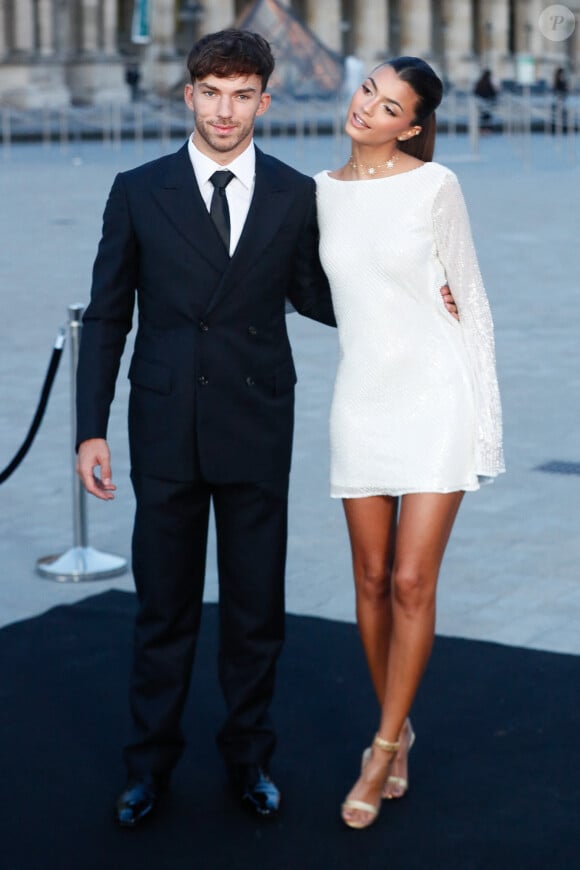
top-left (76, 143), bottom-right (335, 485)
top-left (76, 141), bottom-right (336, 775)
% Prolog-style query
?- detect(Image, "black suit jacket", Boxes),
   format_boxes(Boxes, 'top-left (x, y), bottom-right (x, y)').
top-left (76, 143), bottom-right (335, 484)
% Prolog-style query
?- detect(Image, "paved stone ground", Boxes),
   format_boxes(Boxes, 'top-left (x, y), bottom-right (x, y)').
top-left (1, 128), bottom-right (579, 654)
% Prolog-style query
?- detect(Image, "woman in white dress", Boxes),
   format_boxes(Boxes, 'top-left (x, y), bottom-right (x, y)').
top-left (315, 57), bottom-right (504, 830)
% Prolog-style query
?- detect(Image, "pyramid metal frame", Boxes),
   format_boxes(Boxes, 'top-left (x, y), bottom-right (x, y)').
top-left (236, 0), bottom-right (344, 99)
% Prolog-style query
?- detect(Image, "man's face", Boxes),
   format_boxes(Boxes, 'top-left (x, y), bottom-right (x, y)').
top-left (184, 73), bottom-right (271, 163)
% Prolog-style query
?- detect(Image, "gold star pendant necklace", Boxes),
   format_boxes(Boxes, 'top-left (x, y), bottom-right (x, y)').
top-left (349, 151), bottom-right (401, 176)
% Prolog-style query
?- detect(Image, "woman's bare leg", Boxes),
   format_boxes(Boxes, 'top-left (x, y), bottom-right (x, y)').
top-left (343, 496), bottom-right (398, 703)
top-left (343, 497), bottom-right (413, 799)
top-left (342, 491), bottom-right (463, 827)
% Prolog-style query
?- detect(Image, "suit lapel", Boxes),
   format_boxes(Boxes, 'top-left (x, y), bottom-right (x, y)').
top-left (205, 148), bottom-right (295, 313)
top-left (152, 143), bottom-right (229, 271)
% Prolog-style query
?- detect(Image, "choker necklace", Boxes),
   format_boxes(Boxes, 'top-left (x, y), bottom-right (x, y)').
top-left (349, 152), bottom-right (400, 176)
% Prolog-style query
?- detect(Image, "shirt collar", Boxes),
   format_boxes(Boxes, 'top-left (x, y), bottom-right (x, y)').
top-left (188, 135), bottom-right (255, 189)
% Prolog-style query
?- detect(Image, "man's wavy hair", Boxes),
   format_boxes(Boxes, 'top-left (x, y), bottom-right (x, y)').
top-left (187, 29), bottom-right (275, 93)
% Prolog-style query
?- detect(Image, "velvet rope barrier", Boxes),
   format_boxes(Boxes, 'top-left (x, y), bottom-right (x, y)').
top-left (0, 328), bottom-right (66, 485)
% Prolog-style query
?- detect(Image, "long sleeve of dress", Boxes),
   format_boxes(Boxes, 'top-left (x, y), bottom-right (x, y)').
top-left (432, 171), bottom-right (505, 480)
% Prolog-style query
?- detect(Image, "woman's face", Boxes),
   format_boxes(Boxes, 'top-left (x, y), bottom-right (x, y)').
top-left (346, 64), bottom-right (422, 147)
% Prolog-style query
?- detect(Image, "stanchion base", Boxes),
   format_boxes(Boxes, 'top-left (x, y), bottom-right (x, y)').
top-left (36, 546), bottom-right (128, 582)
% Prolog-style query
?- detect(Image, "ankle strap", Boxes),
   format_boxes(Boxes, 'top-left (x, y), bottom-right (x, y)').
top-left (373, 733), bottom-right (400, 754)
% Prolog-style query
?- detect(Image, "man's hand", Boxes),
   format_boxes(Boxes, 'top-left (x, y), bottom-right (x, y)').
top-left (440, 284), bottom-right (459, 321)
top-left (76, 438), bottom-right (117, 500)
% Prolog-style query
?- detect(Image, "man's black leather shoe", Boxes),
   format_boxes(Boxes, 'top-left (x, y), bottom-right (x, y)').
top-left (228, 764), bottom-right (281, 818)
top-left (115, 774), bottom-right (166, 828)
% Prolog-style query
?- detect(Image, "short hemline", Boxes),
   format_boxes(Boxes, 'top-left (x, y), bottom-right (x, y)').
top-left (330, 482), bottom-right (482, 499)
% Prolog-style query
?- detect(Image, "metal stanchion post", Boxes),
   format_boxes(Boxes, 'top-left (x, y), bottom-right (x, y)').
top-left (36, 305), bottom-right (128, 582)
top-left (59, 106), bottom-right (68, 153)
top-left (134, 101), bottom-right (144, 156)
top-left (522, 85), bottom-right (532, 169)
top-left (2, 107), bottom-right (11, 161)
top-left (506, 93), bottom-right (513, 139)
top-left (468, 96), bottom-right (480, 157)
top-left (161, 99), bottom-right (170, 151)
top-left (448, 90), bottom-right (456, 138)
top-left (102, 103), bottom-right (111, 148)
top-left (308, 101), bottom-right (317, 139)
top-left (295, 101), bottom-right (305, 159)
top-left (332, 96), bottom-right (343, 167)
top-left (112, 101), bottom-right (122, 150)
top-left (42, 106), bottom-right (51, 148)
top-left (262, 108), bottom-right (271, 143)
top-left (184, 101), bottom-right (190, 139)
top-left (567, 102), bottom-right (576, 166)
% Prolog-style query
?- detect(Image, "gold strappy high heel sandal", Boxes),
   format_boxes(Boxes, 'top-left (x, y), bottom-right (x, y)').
top-left (361, 720), bottom-right (416, 799)
top-left (342, 734), bottom-right (400, 830)
top-left (385, 725), bottom-right (416, 799)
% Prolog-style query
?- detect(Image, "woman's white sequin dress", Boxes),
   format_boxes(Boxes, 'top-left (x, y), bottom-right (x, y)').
top-left (315, 163), bottom-right (504, 498)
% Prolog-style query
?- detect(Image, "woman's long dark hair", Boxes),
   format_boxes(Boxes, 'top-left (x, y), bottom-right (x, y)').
top-left (374, 57), bottom-right (443, 162)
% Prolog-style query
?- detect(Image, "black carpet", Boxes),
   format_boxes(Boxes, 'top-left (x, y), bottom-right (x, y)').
top-left (0, 590), bottom-right (578, 870)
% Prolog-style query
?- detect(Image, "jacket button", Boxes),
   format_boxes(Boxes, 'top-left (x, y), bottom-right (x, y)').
top-left (199, 320), bottom-right (209, 332)
top-left (248, 325), bottom-right (257, 336)
top-left (245, 376), bottom-right (255, 386)
top-left (198, 375), bottom-right (209, 386)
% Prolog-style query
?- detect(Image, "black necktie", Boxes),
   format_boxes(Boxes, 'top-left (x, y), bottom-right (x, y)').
top-left (209, 170), bottom-right (235, 252)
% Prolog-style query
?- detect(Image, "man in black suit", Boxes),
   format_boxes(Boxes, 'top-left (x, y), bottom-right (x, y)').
top-left (76, 29), bottom-right (335, 826)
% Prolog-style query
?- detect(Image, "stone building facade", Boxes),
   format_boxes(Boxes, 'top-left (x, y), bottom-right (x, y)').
top-left (0, 0), bottom-right (577, 107)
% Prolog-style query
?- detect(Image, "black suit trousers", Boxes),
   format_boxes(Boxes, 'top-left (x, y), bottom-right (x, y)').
top-left (124, 471), bottom-right (288, 778)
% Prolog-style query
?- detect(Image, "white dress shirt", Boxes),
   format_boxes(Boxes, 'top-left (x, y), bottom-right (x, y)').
top-left (187, 135), bottom-right (255, 256)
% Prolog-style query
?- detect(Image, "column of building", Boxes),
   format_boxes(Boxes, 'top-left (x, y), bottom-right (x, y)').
top-left (572, 14), bottom-right (580, 75)
top-left (512, 0), bottom-right (553, 83)
top-left (69, 0), bottom-right (120, 57)
top-left (443, 0), bottom-right (475, 87)
top-left (351, 0), bottom-right (388, 70)
top-left (65, 0), bottom-right (125, 105)
top-left (143, 0), bottom-right (183, 94)
top-left (201, 0), bottom-right (236, 35)
top-left (481, 0), bottom-right (510, 79)
top-left (304, 0), bottom-right (342, 54)
top-left (399, 0), bottom-right (431, 58)
top-left (13, 0), bottom-right (35, 54)
top-left (80, 0), bottom-right (99, 55)
top-left (150, 0), bottom-right (179, 56)
top-left (0, 0), bottom-right (71, 107)
top-left (527, 0), bottom-right (545, 56)
top-left (533, 0), bottom-right (569, 81)
top-left (513, 0), bottom-right (535, 55)
top-left (0, 2), bottom-right (7, 60)
top-left (102, 0), bottom-right (117, 55)
top-left (37, 0), bottom-right (55, 58)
